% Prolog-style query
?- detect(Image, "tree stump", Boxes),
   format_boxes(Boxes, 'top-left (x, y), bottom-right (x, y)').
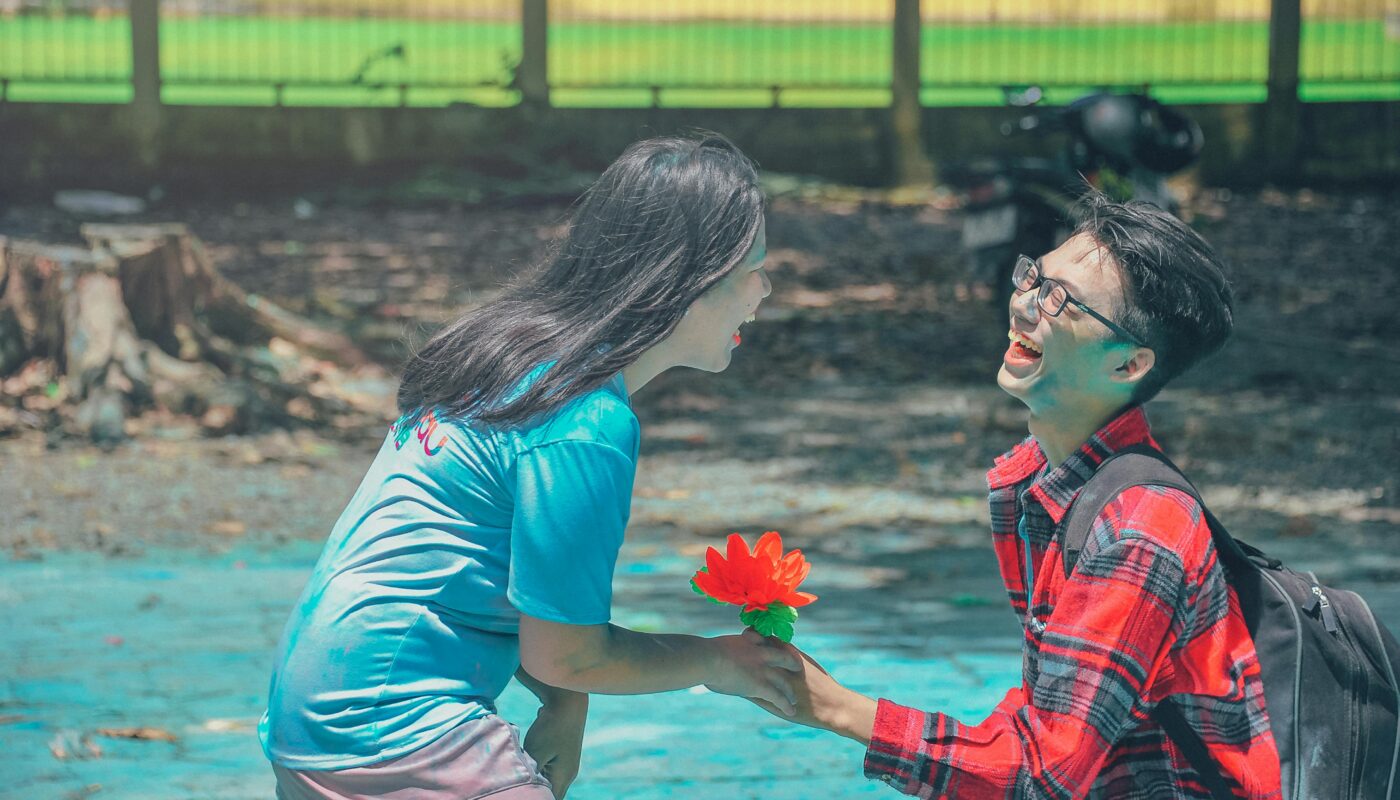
top-left (1, 225), bottom-right (390, 443)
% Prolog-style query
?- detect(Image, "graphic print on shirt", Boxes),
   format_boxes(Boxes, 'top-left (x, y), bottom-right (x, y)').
top-left (392, 409), bottom-right (448, 456)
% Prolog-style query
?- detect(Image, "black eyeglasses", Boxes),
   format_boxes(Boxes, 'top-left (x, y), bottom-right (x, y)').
top-left (1012, 255), bottom-right (1143, 345)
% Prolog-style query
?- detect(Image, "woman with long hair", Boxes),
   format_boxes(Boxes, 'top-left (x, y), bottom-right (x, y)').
top-left (260, 133), bottom-right (795, 799)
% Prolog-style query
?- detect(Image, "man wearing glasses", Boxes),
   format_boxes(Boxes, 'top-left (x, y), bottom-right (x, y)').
top-left (757, 195), bottom-right (1283, 798)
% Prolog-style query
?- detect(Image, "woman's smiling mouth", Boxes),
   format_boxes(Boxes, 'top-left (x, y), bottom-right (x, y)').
top-left (732, 313), bottom-right (757, 346)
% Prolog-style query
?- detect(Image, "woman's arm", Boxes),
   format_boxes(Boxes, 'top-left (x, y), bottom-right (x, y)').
top-left (518, 615), bottom-right (800, 714)
top-left (516, 666), bottom-right (586, 705)
top-left (515, 666), bottom-right (589, 800)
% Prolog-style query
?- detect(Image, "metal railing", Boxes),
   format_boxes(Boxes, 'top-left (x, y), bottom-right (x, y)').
top-left (0, 0), bottom-right (1396, 106)
top-left (545, 3), bottom-right (892, 108)
top-left (0, 0), bottom-right (133, 102)
top-left (1299, 0), bottom-right (1400, 99)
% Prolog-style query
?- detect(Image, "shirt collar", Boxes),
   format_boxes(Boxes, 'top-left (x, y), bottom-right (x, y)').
top-left (985, 405), bottom-right (1158, 524)
top-left (608, 372), bottom-right (631, 407)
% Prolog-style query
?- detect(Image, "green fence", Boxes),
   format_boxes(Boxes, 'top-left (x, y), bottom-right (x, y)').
top-left (1298, 3), bottom-right (1400, 100)
top-left (1, 0), bottom-right (132, 102)
top-left (1, 0), bottom-right (1397, 106)
top-left (545, 5), bottom-right (892, 108)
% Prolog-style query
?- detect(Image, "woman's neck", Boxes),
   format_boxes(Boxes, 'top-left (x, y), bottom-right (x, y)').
top-left (621, 347), bottom-right (673, 397)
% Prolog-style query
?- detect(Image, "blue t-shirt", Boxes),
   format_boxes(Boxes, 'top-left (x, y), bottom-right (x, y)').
top-left (259, 370), bottom-right (638, 770)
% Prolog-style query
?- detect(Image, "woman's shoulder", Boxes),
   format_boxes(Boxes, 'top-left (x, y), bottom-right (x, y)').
top-left (525, 374), bottom-right (638, 458)
top-left (415, 371), bottom-right (636, 460)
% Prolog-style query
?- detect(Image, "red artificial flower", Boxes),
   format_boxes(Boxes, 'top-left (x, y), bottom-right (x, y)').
top-left (691, 531), bottom-right (817, 613)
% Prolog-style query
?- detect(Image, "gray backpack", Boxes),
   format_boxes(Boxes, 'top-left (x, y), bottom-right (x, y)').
top-left (1059, 446), bottom-right (1400, 799)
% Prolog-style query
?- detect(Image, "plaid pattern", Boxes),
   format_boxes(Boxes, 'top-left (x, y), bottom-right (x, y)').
top-left (863, 407), bottom-right (1281, 799)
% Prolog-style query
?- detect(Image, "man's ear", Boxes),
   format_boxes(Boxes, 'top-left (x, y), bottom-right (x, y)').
top-left (1111, 346), bottom-right (1156, 386)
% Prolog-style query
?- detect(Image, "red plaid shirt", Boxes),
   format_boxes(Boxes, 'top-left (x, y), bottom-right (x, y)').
top-left (863, 407), bottom-right (1282, 799)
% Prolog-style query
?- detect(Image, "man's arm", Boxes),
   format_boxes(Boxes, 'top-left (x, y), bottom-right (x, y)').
top-left (777, 488), bottom-right (1196, 799)
top-left (783, 671), bottom-right (1028, 749)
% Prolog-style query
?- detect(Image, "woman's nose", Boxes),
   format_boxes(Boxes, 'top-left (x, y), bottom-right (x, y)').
top-left (760, 271), bottom-right (772, 298)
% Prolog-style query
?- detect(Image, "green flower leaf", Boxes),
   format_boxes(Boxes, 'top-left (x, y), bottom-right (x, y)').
top-left (738, 602), bottom-right (799, 642)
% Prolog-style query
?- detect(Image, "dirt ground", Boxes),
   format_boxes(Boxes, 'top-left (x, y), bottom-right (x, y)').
top-left (2, 183), bottom-right (1398, 569)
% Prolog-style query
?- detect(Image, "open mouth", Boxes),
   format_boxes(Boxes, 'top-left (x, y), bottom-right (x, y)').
top-left (732, 312), bottom-right (757, 346)
top-left (1004, 329), bottom-right (1043, 364)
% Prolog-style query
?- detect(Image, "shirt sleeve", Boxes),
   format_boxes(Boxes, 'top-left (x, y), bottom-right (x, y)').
top-left (863, 525), bottom-right (1189, 799)
top-left (507, 439), bottom-right (636, 626)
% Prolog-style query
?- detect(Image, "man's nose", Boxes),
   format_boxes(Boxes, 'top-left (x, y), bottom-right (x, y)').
top-left (1010, 287), bottom-right (1039, 324)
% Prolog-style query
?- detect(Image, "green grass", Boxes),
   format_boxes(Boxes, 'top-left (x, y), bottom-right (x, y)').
top-left (1, 17), bottom-right (1396, 106)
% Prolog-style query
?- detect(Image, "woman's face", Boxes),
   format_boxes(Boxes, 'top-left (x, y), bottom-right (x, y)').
top-left (668, 215), bottom-right (771, 373)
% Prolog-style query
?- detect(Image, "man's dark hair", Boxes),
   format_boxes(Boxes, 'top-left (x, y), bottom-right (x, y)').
top-left (1072, 192), bottom-right (1234, 404)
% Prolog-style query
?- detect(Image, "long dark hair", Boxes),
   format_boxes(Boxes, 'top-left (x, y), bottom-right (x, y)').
top-left (396, 133), bottom-right (764, 427)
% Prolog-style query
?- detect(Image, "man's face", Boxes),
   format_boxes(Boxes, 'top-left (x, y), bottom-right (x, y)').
top-left (997, 233), bottom-right (1146, 415)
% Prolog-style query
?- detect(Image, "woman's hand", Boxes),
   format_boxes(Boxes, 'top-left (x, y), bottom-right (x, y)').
top-left (703, 628), bottom-right (803, 715)
top-left (745, 641), bottom-right (878, 745)
top-left (523, 692), bottom-right (588, 799)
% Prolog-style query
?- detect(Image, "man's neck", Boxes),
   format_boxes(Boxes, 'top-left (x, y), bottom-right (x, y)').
top-left (1027, 404), bottom-right (1122, 467)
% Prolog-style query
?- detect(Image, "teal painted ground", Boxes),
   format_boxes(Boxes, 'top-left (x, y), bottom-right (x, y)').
top-left (1, 541), bottom-right (1023, 799)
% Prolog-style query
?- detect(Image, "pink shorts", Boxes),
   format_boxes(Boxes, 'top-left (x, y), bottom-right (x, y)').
top-left (272, 714), bottom-right (554, 800)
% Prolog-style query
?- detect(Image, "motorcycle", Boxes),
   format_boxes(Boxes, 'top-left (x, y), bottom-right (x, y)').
top-left (947, 86), bottom-right (1204, 298)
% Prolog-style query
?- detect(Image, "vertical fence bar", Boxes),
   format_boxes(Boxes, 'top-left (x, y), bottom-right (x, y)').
top-left (892, 0), bottom-right (932, 185)
top-left (130, 0), bottom-right (162, 167)
top-left (520, 0), bottom-right (548, 106)
top-left (1266, 0), bottom-right (1302, 178)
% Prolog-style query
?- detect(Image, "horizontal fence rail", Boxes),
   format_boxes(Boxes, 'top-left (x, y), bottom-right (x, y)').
top-left (0, 0), bottom-right (1396, 106)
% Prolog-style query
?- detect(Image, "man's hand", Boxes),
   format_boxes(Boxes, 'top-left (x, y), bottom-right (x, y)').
top-left (523, 693), bottom-right (588, 799)
top-left (747, 641), bottom-right (878, 745)
top-left (701, 627), bottom-right (803, 715)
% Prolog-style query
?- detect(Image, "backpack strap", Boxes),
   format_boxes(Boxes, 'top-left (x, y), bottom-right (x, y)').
top-left (1056, 446), bottom-right (1191, 580)
top-left (1058, 444), bottom-right (1254, 580)
top-left (1055, 443), bottom-right (1242, 800)
top-left (1154, 699), bottom-right (1238, 800)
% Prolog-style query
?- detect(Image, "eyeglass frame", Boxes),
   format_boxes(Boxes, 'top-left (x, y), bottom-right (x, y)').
top-left (1012, 255), bottom-right (1145, 346)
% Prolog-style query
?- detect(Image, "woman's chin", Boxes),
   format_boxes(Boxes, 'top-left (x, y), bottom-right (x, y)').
top-left (674, 341), bottom-right (737, 375)
top-left (698, 349), bottom-right (734, 374)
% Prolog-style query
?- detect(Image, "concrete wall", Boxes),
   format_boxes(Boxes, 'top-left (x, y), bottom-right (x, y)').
top-left (2, 101), bottom-right (1397, 198)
